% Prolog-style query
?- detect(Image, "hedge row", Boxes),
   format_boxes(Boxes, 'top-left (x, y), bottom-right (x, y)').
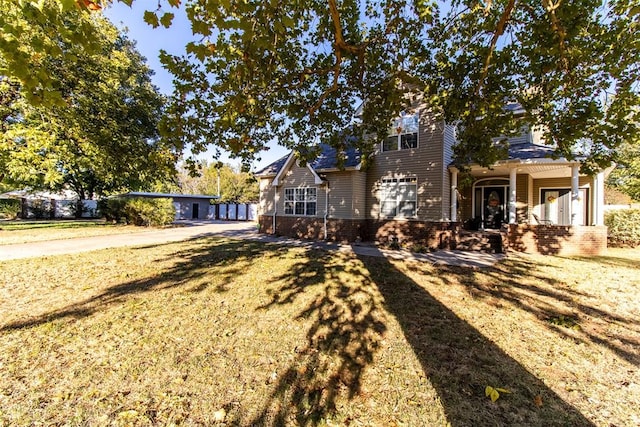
top-left (0, 199), bottom-right (21, 219)
top-left (98, 198), bottom-right (175, 227)
top-left (604, 209), bottom-right (640, 247)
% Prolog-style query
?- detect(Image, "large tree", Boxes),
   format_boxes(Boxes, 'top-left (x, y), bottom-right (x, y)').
top-left (177, 161), bottom-right (259, 203)
top-left (2, 0), bottom-right (638, 173)
top-left (0, 2), bottom-right (177, 199)
top-left (607, 140), bottom-right (640, 201)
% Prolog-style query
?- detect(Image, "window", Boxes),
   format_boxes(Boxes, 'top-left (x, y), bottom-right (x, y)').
top-left (380, 177), bottom-right (417, 217)
top-left (383, 112), bottom-right (419, 151)
top-left (284, 188), bottom-right (317, 216)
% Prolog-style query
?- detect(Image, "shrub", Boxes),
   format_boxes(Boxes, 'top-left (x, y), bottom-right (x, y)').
top-left (604, 209), bottom-right (640, 247)
top-left (99, 197), bottom-right (175, 227)
top-left (0, 199), bottom-right (21, 219)
top-left (98, 198), bottom-right (128, 223)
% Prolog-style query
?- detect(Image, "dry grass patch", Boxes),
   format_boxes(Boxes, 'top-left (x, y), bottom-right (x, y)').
top-left (0, 220), bottom-right (149, 245)
top-left (0, 241), bottom-right (638, 426)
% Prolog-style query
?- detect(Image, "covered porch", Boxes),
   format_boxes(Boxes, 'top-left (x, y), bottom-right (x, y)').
top-left (449, 159), bottom-right (609, 256)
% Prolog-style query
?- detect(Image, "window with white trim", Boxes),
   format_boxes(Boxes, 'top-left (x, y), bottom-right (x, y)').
top-left (284, 187), bottom-right (317, 216)
top-left (380, 177), bottom-right (417, 217)
top-left (383, 112), bottom-right (419, 151)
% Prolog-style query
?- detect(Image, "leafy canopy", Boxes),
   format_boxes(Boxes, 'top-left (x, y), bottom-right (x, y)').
top-left (0, 2), bottom-right (177, 199)
top-left (2, 0), bottom-right (639, 173)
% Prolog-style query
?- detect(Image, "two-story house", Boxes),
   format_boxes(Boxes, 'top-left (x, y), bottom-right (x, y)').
top-left (255, 105), bottom-right (611, 256)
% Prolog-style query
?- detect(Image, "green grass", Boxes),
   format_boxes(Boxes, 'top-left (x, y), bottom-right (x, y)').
top-left (0, 220), bottom-right (155, 245)
top-left (0, 220), bottom-right (109, 231)
top-left (0, 241), bottom-right (638, 426)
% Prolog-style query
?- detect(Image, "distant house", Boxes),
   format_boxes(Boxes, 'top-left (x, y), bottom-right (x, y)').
top-left (115, 192), bottom-right (219, 220)
top-left (0, 189), bottom-right (98, 219)
top-left (255, 105), bottom-right (612, 256)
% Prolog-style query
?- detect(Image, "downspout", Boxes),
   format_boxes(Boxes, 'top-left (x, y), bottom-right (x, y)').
top-left (273, 184), bottom-right (278, 235)
top-left (324, 181), bottom-right (329, 240)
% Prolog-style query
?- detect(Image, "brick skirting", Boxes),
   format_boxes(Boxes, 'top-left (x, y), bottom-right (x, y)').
top-left (507, 224), bottom-right (608, 256)
top-left (258, 215), bottom-right (456, 246)
top-left (365, 220), bottom-right (460, 250)
top-left (258, 215), bottom-right (366, 242)
top-left (259, 215), bottom-right (607, 256)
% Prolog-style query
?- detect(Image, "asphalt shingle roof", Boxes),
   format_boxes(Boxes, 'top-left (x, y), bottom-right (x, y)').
top-left (312, 142), bottom-right (361, 170)
top-left (256, 139), bottom-right (559, 177)
top-left (255, 154), bottom-right (289, 176)
top-left (507, 142), bottom-right (557, 160)
top-left (255, 142), bottom-right (362, 176)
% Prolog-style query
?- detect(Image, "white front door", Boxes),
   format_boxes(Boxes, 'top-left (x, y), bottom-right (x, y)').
top-left (542, 189), bottom-right (588, 225)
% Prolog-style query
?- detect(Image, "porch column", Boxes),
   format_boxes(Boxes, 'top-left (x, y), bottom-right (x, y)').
top-left (571, 164), bottom-right (580, 226)
top-left (594, 171), bottom-right (605, 225)
top-left (450, 169), bottom-right (458, 222)
top-left (509, 167), bottom-right (517, 224)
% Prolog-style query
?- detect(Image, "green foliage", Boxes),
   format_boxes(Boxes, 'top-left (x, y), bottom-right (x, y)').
top-left (177, 162), bottom-right (258, 203)
top-left (607, 141), bottom-right (640, 202)
top-left (100, 197), bottom-right (175, 226)
top-left (0, 199), bottom-right (20, 219)
top-left (0, 2), bottom-right (177, 199)
top-left (605, 209), bottom-right (640, 247)
top-left (2, 0), bottom-right (638, 173)
top-left (155, 0), bottom-right (639, 173)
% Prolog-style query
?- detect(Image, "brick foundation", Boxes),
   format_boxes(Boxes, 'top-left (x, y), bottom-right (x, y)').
top-left (365, 220), bottom-right (461, 250)
top-left (259, 215), bottom-right (607, 256)
top-left (258, 215), bottom-right (366, 243)
top-left (507, 224), bottom-right (608, 256)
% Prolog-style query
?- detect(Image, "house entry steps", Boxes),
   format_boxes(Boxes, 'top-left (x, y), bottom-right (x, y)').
top-left (456, 230), bottom-right (506, 254)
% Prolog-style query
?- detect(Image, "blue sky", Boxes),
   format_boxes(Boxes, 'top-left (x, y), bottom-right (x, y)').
top-left (104, 2), bottom-right (288, 171)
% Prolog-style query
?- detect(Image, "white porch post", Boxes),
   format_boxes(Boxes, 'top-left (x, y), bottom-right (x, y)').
top-left (509, 167), bottom-right (517, 224)
top-left (450, 169), bottom-right (458, 222)
top-left (571, 164), bottom-right (580, 226)
top-left (594, 171), bottom-right (605, 226)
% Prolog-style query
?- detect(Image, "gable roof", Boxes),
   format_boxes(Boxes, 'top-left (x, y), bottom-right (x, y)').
top-left (312, 141), bottom-right (361, 171)
top-left (255, 142), bottom-right (362, 178)
top-left (255, 154), bottom-right (290, 176)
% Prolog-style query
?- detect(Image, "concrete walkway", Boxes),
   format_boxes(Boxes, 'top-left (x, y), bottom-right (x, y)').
top-left (0, 220), bottom-right (504, 268)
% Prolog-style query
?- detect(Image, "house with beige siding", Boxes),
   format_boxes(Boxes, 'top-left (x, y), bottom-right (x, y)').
top-left (256, 105), bottom-right (611, 256)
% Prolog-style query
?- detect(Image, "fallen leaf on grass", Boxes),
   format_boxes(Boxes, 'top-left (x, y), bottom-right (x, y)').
top-left (213, 408), bottom-right (226, 422)
top-left (485, 386), bottom-right (511, 402)
top-left (534, 395), bottom-right (543, 407)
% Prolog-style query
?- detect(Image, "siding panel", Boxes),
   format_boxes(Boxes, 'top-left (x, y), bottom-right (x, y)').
top-left (366, 108), bottom-right (448, 221)
top-left (278, 163), bottom-right (322, 218)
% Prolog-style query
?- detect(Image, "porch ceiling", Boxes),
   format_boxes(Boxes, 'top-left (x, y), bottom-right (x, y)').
top-left (467, 160), bottom-right (574, 179)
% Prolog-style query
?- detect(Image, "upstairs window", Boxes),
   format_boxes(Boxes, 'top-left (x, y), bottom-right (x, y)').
top-left (383, 112), bottom-right (419, 151)
top-left (380, 177), bottom-right (417, 218)
top-left (284, 188), bottom-right (317, 216)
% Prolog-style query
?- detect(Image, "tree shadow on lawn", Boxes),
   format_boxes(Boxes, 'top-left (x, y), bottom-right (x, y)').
top-left (570, 253), bottom-right (640, 270)
top-left (247, 249), bottom-right (387, 426)
top-left (358, 255), bottom-right (595, 427)
top-left (0, 238), bottom-right (279, 331)
top-left (247, 249), bottom-right (593, 426)
top-left (459, 256), bottom-right (640, 366)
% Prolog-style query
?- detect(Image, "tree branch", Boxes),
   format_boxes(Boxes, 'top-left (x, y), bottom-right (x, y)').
top-left (542, 0), bottom-right (569, 72)
top-left (308, 0), bottom-right (368, 119)
top-left (475, 0), bottom-right (517, 97)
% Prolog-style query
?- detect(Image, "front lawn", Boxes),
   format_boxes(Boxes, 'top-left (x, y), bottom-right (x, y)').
top-left (0, 240), bottom-right (638, 426)
top-left (0, 220), bottom-right (153, 245)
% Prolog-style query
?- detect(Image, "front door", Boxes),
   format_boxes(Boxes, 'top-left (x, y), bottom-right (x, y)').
top-left (542, 188), bottom-right (588, 225)
top-left (192, 203), bottom-right (199, 219)
top-left (482, 187), bottom-right (506, 229)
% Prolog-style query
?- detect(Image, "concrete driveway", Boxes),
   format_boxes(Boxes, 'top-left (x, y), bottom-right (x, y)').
top-left (0, 220), bottom-right (258, 261)
top-left (0, 220), bottom-right (504, 268)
